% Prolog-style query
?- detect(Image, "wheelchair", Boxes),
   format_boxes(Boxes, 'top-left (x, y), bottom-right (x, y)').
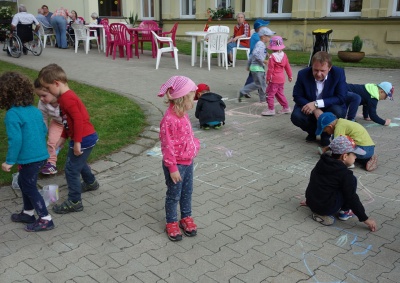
top-left (2, 23), bottom-right (43, 58)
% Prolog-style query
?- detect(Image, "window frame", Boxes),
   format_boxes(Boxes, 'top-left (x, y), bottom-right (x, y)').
top-left (327, 0), bottom-right (362, 17)
top-left (98, 0), bottom-right (123, 17)
top-left (180, 0), bottom-right (196, 19)
top-left (393, 0), bottom-right (400, 16)
top-left (263, 0), bottom-right (292, 18)
top-left (215, 0), bottom-right (233, 9)
top-left (141, 0), bottom-right (155, 20)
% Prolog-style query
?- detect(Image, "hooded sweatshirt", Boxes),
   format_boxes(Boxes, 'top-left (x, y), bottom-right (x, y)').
top-left (195, 92), bottom-right (226, 126)
top-left (305, 154), bottom-right (368, 222)
top-left (266, 51), bottom-right (292, 84)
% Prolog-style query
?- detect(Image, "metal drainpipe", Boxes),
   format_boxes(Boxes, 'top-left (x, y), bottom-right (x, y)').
top-left (159, 0), bottom-right (163, 28)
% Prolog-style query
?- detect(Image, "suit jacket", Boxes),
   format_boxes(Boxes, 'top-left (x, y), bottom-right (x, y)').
top-left (292, 66), bottom-right (347, 109)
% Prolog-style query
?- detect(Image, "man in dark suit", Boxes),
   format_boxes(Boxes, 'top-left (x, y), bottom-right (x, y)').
top-left (291, 51), bottom-right (347, 146)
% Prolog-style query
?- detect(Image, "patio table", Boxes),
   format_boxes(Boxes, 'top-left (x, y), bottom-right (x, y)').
top-left (185, 31), bottom-right (208, 66)
top-left (128, 27), bottom-right (162, 58)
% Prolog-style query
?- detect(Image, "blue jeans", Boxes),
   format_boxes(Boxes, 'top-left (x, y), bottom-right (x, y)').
top-left (356, 145), bottom-right (375, 164)
top-left (51, 16), bottom-right (67, 48)
top-left (345, 91), bottom-right (361, 121)
top-left (18, 160), bottom-right (48, 217)
top-left (163, 162), bottom-right (193, 223)
top-left (291, 104), bottom-right (346, 138)
top-left (227, 42), bottom-right (245, 56)
top-left (65, 146), bottom-right (96, 202)
top-left (244, 71), bottom-right (254, 86)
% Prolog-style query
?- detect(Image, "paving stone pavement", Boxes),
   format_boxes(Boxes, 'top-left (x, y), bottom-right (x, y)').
top-left (0, 46), bottom-right (399, 283)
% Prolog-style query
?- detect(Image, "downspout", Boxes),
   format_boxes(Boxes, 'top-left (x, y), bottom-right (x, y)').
top-left (159, 0), bottom-right (163, 28)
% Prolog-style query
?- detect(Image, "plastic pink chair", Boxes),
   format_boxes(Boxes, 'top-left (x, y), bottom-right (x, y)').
top-left (137, 20), bottom-right (159, 55)
top-left (101, 21), bottom-right (114, 57)
top-left (109, 23), bottom-right (135, 60)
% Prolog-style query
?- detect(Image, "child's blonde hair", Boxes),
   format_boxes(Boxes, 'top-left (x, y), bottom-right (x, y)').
top-left (165, 91), bottom-right (195, 117)
top-left (38, 63), bottom-right (68, 85)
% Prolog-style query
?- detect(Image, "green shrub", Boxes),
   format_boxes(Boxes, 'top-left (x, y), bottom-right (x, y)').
top-left (352, 35), bottom-right (363, 52)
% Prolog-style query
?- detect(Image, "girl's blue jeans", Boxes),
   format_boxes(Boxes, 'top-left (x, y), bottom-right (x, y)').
top-left (162, 162), bottom-right (193, 223)
top-left (65, 146), bottom-right (95, 202)
top-left (18, 160), bottom-right (48, 217)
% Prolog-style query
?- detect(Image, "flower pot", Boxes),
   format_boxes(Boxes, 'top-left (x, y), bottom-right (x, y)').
top-left (337, 51), bottom-right (365, 63)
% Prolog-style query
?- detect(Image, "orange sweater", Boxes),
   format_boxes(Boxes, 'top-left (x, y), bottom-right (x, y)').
top-left (233, 21), bottom-right (250, 48)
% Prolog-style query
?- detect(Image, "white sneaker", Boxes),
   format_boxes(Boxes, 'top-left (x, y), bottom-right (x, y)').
top-left (278, 107), bottom-right (292, 114)
top-left (261, 109), bottom-right (276, 116)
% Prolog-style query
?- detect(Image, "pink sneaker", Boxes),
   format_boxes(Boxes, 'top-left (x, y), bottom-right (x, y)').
top-left (261, 109), bottom-right (276, 116)
top-left (278, 107), bottom-right (292, 114)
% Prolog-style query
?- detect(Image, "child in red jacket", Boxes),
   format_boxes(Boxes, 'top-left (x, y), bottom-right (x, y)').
top-left (38, 64), bottom-right (99, 214)
top-left (262, 36), bottom-right (293, 116)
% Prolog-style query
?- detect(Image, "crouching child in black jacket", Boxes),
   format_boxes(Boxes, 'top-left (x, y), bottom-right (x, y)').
top-left (304, 135), bottom-right (377, 231)
top-left (195, 83), bottom-right (226, 130)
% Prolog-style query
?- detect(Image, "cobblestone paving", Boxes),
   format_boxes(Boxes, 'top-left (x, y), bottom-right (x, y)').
top-left (0, 47), bottom-right (399, 282)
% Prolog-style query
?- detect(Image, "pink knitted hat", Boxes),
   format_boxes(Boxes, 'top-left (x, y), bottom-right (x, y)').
top-left (158, 76), bottom-right (197, 99)
top-left (267, 36), bottom-right (285, 51)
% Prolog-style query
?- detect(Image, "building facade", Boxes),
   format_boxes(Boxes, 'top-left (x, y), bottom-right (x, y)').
top-left (14, 0), bottom-right (400, 57)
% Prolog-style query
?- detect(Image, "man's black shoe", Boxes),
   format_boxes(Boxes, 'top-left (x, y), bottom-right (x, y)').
top-left (305, 134), bottom-right (317, 142)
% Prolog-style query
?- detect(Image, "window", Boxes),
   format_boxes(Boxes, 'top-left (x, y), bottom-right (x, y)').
top-left (216, 0), bottom-right (234, 10)
top-left (142, 0), bottom-right (155, 19)
top-left (264, 0), bottom-right (292, 17)
top-left (98, 0), bottom-right (122, 17)
top-left (393, 0), bottom-right (400, 16)
top-left (328, 0), bottom-right (362, 17)
top-left (181, 0), bottom-right (196, 18)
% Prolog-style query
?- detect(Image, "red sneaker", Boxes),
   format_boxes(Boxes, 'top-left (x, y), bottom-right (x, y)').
top-left (179, 216), bottom-right (197, 237)
top-left (165, 222), bottom-right (182, 241)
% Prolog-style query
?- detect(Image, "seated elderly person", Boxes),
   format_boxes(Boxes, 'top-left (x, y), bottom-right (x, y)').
top-left (36, 8), bottom-right (52, 31)
top-left (11, 5), bottom-right (40, 55)
top-left (226, 12), bottom-right (250, 67)
top-left (290, 51), bottom-right (347, 146)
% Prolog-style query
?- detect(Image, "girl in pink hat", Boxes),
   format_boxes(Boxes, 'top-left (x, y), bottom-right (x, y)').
top-left (262, 35), bottom-right (293, 116)
top-left (158, 76), bottom-right (200, 241)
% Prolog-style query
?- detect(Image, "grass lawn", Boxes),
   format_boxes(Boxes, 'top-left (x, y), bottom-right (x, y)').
top-left (0, 60), bottom-right (146, 185)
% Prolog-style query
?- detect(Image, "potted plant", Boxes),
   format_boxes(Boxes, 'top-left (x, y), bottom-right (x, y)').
top-left (207, 6), bottom-right (235, 20)
top-left (125, 11), bottom-right (138, 28)
top-left (337, 35), bottom-right (365, 63)
top-left (0, 6), bottom-right (13, 42)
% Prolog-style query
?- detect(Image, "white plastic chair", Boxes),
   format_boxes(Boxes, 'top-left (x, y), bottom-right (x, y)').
top-left (71, 23), bottom-right (100, 54)
top-left (202, 26), bottom-right (230, 64)
top-left (232, 29), bottom-right (254, 67)
top-left (151, 30), bottom-right (179, 69)
top-left (38, 24), bottom-right (55, 48)
top-left (200, 32), bottom-right (229, 71)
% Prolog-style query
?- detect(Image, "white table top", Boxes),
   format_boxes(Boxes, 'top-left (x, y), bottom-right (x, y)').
top-left (185, 31), bottom-right (208, 36)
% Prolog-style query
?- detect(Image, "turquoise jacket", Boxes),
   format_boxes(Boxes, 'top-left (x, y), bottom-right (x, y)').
top-left (5, 106), bottom-right (49, 165)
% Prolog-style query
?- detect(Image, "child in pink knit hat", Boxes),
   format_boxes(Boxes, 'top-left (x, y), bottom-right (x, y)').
top-left (158, 76), bottom-right (200, 241)
top-left (262, 35), bottom-right (293, 116)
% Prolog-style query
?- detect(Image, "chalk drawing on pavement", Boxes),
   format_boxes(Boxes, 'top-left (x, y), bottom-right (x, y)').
top-left (272, 156), bottom-right (316, 177)
top-left (358, 175), bottom-right (400, 202)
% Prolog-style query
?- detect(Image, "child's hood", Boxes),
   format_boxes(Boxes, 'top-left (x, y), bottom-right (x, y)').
top-left (315, 154), bottom-right (348, 175)
top-left (271, 51), bottom-right (285, 63)
top-left (199, 92), bottom-right (223, 102)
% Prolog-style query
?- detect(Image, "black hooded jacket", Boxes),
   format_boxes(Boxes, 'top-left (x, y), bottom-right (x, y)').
top-left (305, 154), bottom-right (368, 222)
top-left (195, 92), bottom-right (226, 126)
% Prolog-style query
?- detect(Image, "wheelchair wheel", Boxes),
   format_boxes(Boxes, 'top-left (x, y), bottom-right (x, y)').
top-left (27, 32), bottom-right (43, 56)
top-left (7, 35), bottom-right (22, 58)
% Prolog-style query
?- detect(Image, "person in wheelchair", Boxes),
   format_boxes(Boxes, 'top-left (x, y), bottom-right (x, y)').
top-left (11, 5), bottom-right (40, 55)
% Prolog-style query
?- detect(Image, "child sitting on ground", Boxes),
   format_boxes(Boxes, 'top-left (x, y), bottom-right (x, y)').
top-left (316, 112), bottom-right (377, 171)
top-left (195, 83), bottom-right (226, 130)
top-left (262, 35), bottom-right (293, 116)
top-left (304, 135), bottom-right (377, 231)
top-left (346, 81), bottom-right (394, 125)
top-left (34, 79), bottom-right (64, 175)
